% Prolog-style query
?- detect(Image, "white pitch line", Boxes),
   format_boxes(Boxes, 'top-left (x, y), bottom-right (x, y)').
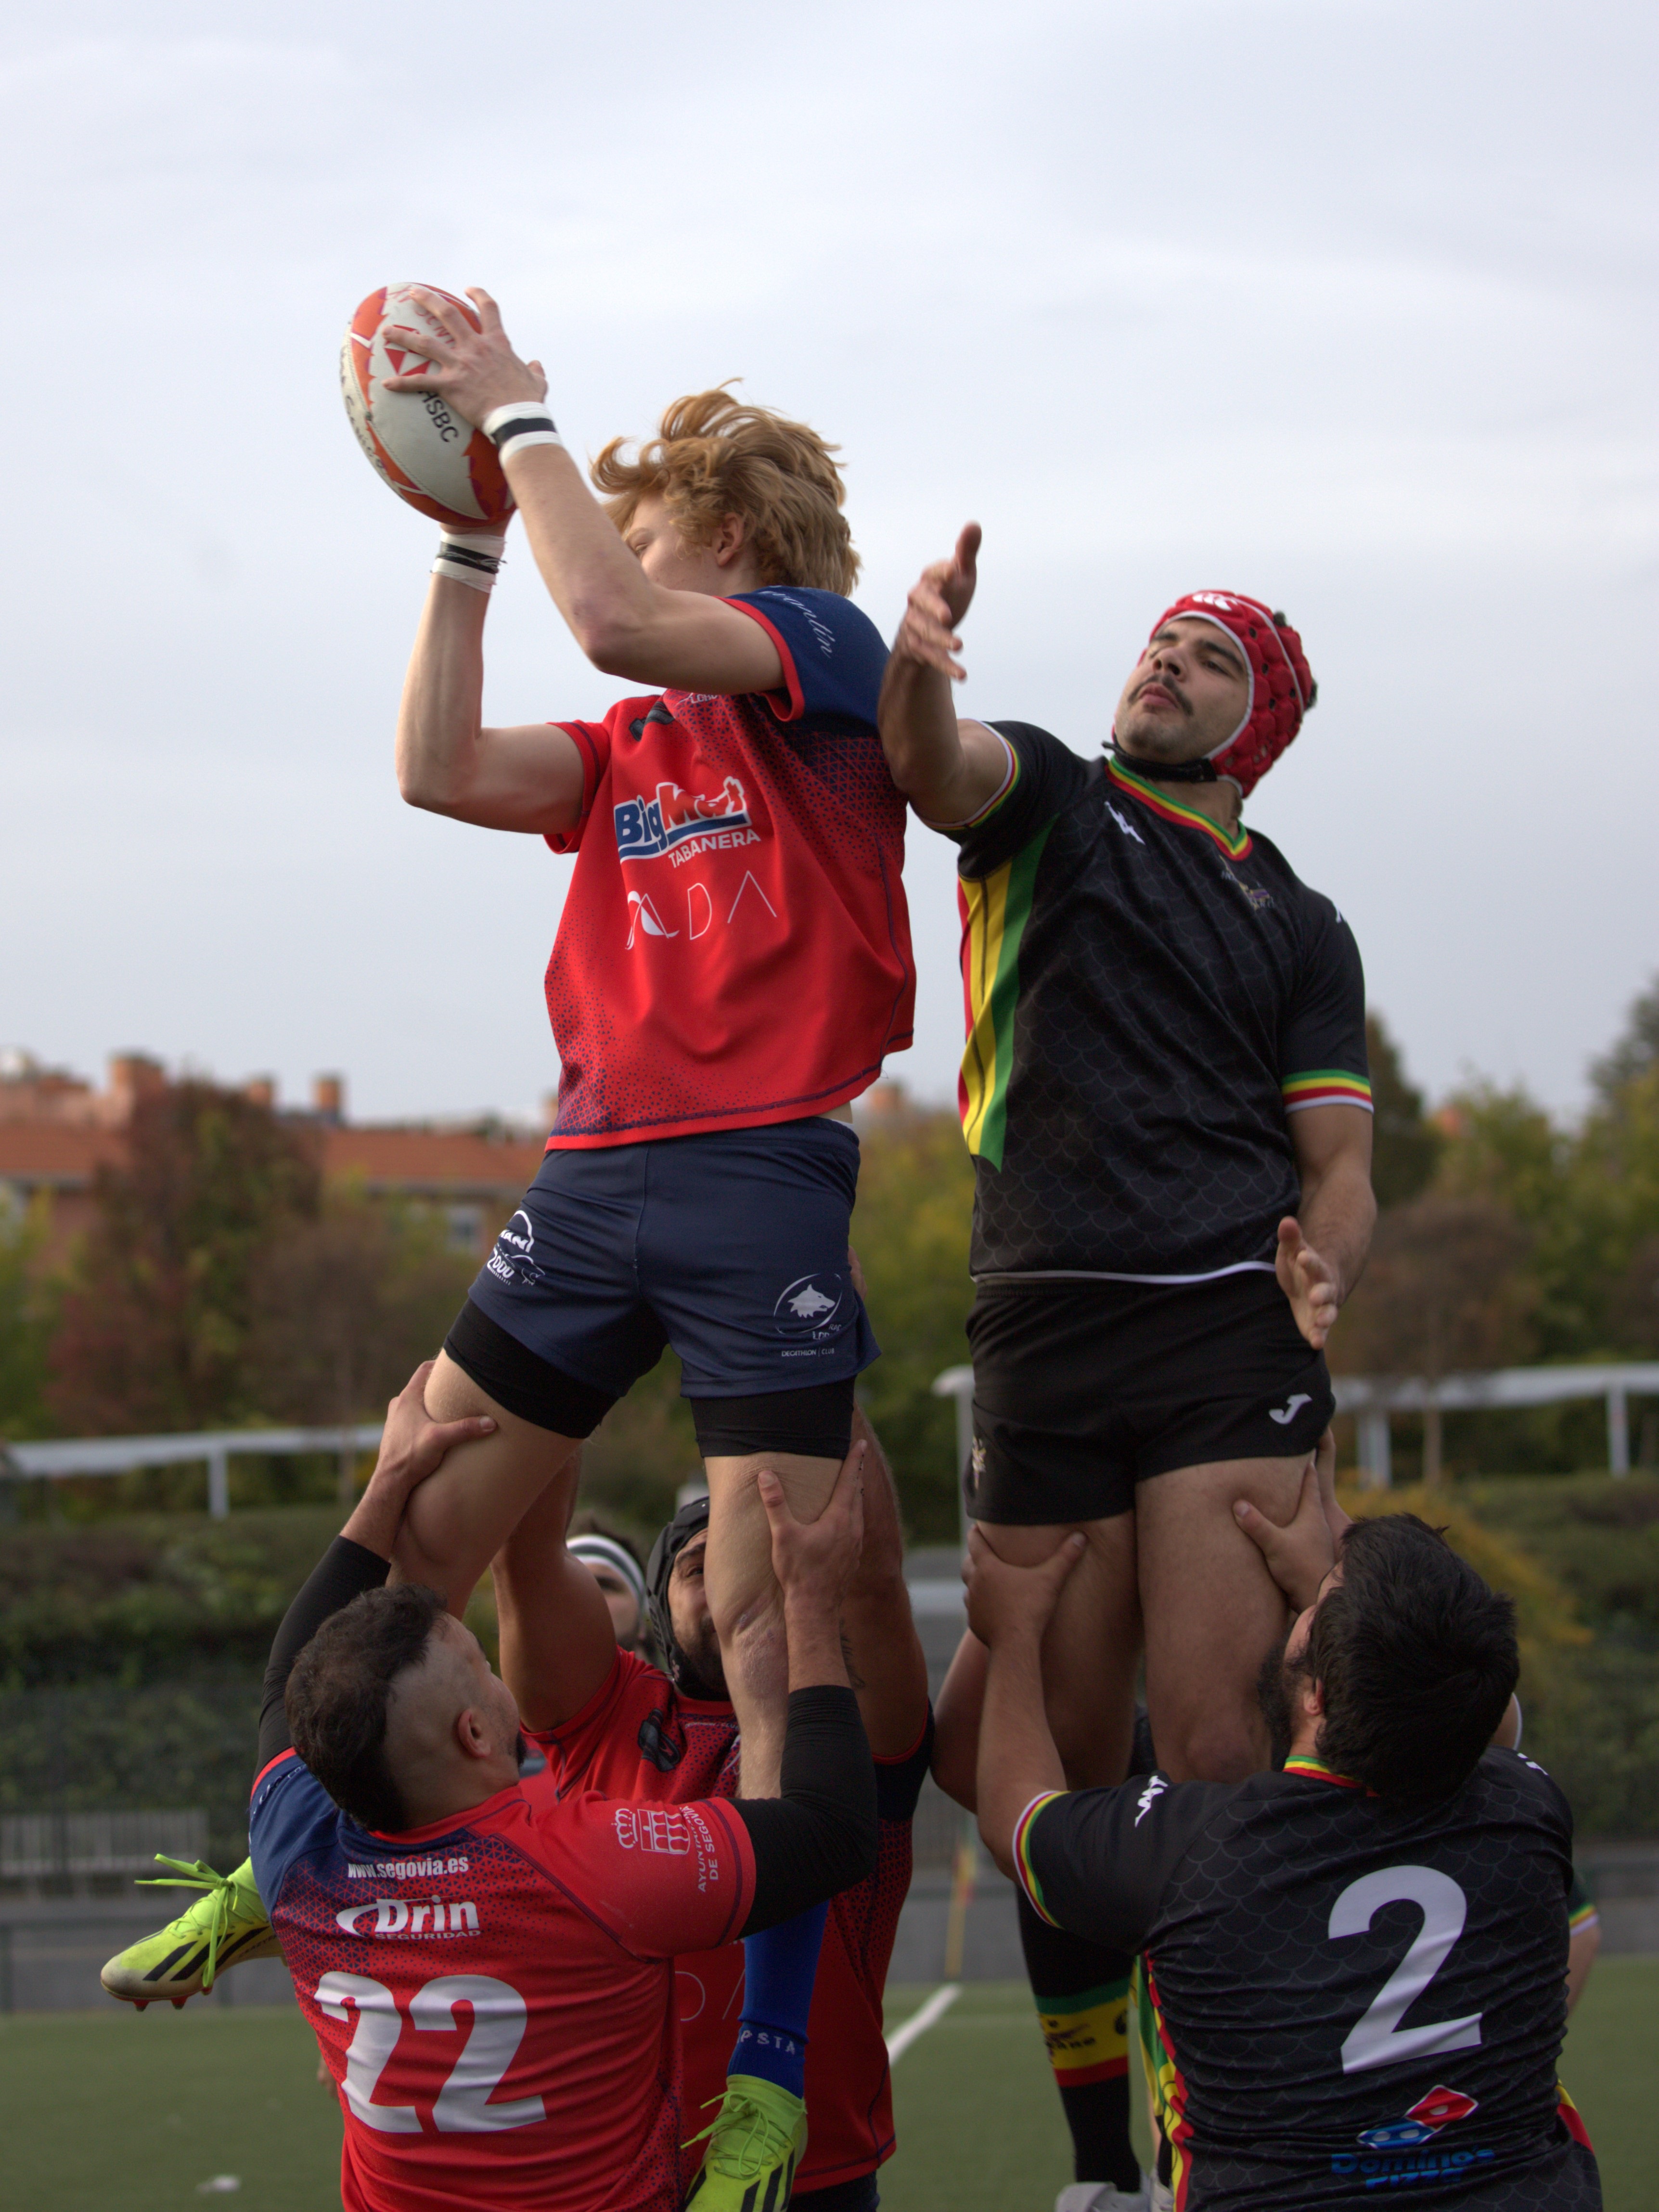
top-left (885, 1981), bottom-right (961, 2061)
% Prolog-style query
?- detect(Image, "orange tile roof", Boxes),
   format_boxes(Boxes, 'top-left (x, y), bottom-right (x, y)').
top-left (322, 1126), bottom-right (546, 1195)
top-left (0, 1124), bottom-right (124, 1185)
top-left (0, 1119), bottom-right (544, 1197)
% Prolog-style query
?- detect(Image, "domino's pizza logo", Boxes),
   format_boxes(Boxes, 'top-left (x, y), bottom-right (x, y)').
top-left (1356, 2085), bottom-right (1479, 2151)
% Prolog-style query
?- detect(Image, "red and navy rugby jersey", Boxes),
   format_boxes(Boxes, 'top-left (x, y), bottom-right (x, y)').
top-left (531, 1647), bottom-right (929, 2196)
top-left (542, 589), bottom-right (913, 1146)
top-left (249, 1749), bottom-right (754, 2212)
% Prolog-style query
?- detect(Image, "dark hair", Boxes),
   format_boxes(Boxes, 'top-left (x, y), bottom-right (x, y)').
top-left (284, 1584), bottom-right (449, 1832)
top-left (1307, 1514), bottom-right (1518, 1806)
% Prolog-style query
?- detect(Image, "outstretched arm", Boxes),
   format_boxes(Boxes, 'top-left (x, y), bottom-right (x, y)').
top-left (733, 1451), bottom-right (878, 1929)
top-left (964, 1526), bottom-right (1086, 1877)
top-left (839, 1409), bottom-right (930, 1757)
top-left (491, 1453), bottom-right (620, 1733)
top-left (1277, 1105), bottom-right (1376, 1350)
top-left (877, 523), bottom-right (1016, 825)
top-left (382, 287), bottom-right (784, 697)
top-left (257, 1366), bottom-right (498, 1769)
top-left (395, 581), bottom-right (590, 833)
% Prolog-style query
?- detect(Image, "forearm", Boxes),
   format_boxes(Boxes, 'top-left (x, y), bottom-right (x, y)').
top-left (876, 650), bottom-right (974, 821)
top-left (785, 1590), bottom-right (851, 1691)
top-left (499, 443), bottom-right (661, 661)
top-left (840, 1412), bottom-right (930, 1754)
top-left (931, 1629), bottom-right (989, 1811)
top-left (396, 579), bottom-right (494, 811)
top-left (734, 1685), bottom-right (878, 1929)
top-left (976, 1630), bottom-right (1066, 1877)
top-left (258, 1538), bottom-right (390, 1768)
top-left (1298, 1154), bottom-right (1376, 1305)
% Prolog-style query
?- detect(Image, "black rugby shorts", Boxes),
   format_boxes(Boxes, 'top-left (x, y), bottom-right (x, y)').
top-left (965, 1269), bottom-right (1334, 1525)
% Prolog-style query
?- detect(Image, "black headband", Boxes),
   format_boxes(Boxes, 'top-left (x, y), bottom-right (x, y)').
top-left (645, 1493), bottom-right (715, 1694)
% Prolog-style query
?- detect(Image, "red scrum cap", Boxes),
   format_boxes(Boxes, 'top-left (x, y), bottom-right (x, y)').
top-left (1147, 592), bottom-right (1317, 797)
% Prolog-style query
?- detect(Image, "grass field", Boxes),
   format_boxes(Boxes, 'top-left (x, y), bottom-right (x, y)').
top-left (2, 1961), bottom-right (1654, 2210)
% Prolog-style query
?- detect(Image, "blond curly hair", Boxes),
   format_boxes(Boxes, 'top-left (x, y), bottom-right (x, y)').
top-left (592, 386), bottom-right (859, 596)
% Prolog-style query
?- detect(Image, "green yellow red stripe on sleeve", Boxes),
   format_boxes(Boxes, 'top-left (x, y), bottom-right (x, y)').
top-left (1013, 1790), bottom-right (1066, 1924)
top-left (1281, 1071), bottom-right (1373, 1112)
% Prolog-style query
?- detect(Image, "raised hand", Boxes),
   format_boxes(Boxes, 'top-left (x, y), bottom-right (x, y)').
top-left (1233, 1460), bottom-right (1338, 1615)
top-left (344, 1362), bottom-right (498, 1561)
top-left (1275, 1216), bottom-right (1342, 1349)
top-left (380, 285), bottom-right (548, 429)
top-left (963, 1523), bottom-right (1086, 1650)
top-left (891, 523), bottom-right (982, 682)
top-left (759, 1440), bottom-right (867, 1615)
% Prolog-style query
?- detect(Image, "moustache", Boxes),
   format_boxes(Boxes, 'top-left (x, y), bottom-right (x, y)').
top-left (1133, 675), bottom-right (1193, 715)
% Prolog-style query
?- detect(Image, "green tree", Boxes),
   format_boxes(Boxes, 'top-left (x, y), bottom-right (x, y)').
top-left (46, 1082), bottom-right (321, 1434)
top-left (244, 1186), bottom-right (477, 1430)
top-left (0, 1194), bottom-right (58, 1440)
top-left (849, 1109), bottom-right (977, 1538)
top-left (1591, 972), bottom-right (1659, 1105)
top-left (1365, 1013), bottom-right (1440, 1209)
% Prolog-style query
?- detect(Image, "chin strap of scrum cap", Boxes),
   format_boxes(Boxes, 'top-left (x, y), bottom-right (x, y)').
top-left (1109, 744), bottom-right (1219, 783)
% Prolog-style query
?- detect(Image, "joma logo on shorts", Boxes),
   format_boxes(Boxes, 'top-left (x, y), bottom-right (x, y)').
top-left (335, 1897), bottom-right (480, 1937)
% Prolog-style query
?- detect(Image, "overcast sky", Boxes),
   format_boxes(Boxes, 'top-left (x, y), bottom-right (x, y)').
top-left (3, 0), bottom-right (1653, 1127)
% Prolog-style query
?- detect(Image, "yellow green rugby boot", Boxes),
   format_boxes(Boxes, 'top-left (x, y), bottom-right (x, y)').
top-left (684, 2074), bottom-right (808, 2212)
top-left (100, 1854), bottom-right (281, 2008)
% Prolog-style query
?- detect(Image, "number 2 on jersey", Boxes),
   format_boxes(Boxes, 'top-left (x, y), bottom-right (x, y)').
top-left (1329, 1865), bottom-right (1482, 2075)
top-left (317, 1971), bottom-right (547, 2133)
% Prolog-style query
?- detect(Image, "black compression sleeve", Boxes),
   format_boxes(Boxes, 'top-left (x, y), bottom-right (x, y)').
top-left (257, 1537), bottom-right (391, 1770)
top-left (733, 1686), bottom-right (877, 1933)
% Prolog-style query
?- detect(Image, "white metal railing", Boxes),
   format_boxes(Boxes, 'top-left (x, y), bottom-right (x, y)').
top-left (0, 1808), bottom-right (207, 1881)
top-left (2, 1425), bottom-right (384, 1518)
top-left (933, 1361), bottom-right (1659, 1488)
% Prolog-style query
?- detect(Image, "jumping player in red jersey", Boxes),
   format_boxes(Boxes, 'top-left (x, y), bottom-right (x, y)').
top-left (367, 289), bottom-right (914, 2200)
top-left (492, 1413), bottom-right (930, 2212)
top-left (246, 1366), bottom-right (875, 2212)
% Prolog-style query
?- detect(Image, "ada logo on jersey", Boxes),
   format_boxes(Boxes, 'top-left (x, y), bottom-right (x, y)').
top-left (615, 775), bottom-right (759, 865)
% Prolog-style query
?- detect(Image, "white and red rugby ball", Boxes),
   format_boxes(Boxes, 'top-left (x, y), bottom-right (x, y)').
top-left (340, 283), bottom-right (514, 529)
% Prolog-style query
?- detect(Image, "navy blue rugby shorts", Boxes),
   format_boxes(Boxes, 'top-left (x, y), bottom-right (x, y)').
top-left (460, 1117), bottom-right (878, 1420)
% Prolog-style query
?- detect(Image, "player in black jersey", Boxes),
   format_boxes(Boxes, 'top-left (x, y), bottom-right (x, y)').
top-left (965, 1504), bottom-right (1601, 2211)
top-left (881, 525), bottom-right (1376, 1790)
top-left (883, 531), bottom-right (1374, 2209)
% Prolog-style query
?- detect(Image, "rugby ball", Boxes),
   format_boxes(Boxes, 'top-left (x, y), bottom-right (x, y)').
top-left (340, 283), bottom-right (514, 529)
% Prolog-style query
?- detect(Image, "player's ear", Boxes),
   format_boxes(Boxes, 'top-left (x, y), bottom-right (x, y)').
top-left (711, 512), bottom-right (747, 567)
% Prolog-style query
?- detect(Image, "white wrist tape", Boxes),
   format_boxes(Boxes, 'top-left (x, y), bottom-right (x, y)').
top-left (431, 529), bottom-right (507, 594)
top-left (480, 399), bottom-right (564, 458)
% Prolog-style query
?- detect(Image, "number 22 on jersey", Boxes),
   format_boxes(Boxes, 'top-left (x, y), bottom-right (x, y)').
top-left (317, 1971), bottom-right (546, 2133)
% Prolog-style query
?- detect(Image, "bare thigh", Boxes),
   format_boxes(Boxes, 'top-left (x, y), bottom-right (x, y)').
top-left (390, 1350), bottom-right (581, 1613)
top-left (976, 1515), bottom-right (1141, 1788)
top-left (1136, 1455), bottom-right (1306, 1783)
top-left (701, 1449), bottom-right (843, 1797)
